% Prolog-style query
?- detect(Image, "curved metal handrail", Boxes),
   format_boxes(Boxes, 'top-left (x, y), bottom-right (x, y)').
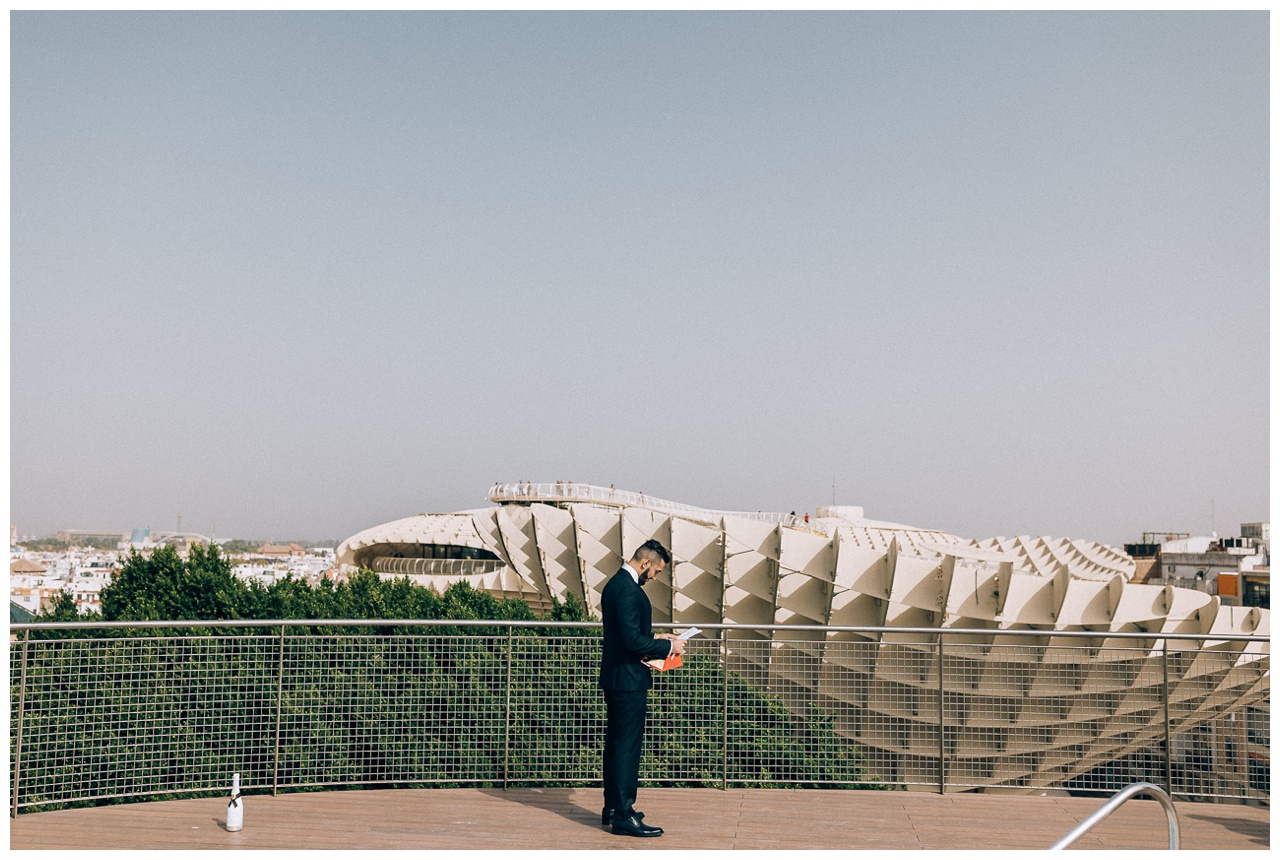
top-left (1048, 781), bottom-right (1180, 850)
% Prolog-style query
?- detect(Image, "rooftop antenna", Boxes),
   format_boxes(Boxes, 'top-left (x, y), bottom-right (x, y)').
top-left (832, 475), bottom-right (836, 506)
top-left (178, 511), bottom-right (183, 533)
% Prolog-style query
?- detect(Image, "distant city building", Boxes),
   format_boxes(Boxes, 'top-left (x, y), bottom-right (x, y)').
top-left (71, 579), bottom-right (107, 613)
top-left (120, 532), bottom-right (213, 554)
top-left (7, 538), bottom-right (336, 619)
top-left (56, 529), bottom-right (130, 544)
top-left (1243, 522), bottom-right (1271, 542)
top-left (1128, 524), bottom-right (1269, 610)
top-left (1123, 531), bottom-right (1188, 584)
top-left (257, 543), bottom-right (307, 558)
top-left (10, 558), bottom-right (53, 614)
top-left (9, 548), bottom-right (119, 615)
top-left (10, 575), bottom-right (57, 615)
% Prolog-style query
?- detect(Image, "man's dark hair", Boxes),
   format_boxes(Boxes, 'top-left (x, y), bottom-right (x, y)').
top-left (631, 539), bottom-right (671, 565)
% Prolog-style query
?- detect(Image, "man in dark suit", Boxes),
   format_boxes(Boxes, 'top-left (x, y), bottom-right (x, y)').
top-left (598, 539), bottom-right (685, 837)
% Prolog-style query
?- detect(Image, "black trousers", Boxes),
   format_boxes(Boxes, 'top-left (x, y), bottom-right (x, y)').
top-left (602, 689), bottom-right (648, 815)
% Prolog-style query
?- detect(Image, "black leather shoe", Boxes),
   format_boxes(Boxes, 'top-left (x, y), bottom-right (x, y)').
top-left (611, 813), bottom-right (662, 837)
top-left (602, 808), bottom-right (644, 825)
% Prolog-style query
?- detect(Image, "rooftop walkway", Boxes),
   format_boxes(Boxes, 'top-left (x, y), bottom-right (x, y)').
top-left (10, 787), bottom-right (1269, 850)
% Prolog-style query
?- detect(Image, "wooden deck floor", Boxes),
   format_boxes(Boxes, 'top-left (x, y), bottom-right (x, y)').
top-left (10, 787), bottom-right (1269, 851)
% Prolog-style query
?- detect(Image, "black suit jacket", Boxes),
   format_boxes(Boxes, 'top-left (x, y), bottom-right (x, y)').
top-left (598, 568), bottom-right (673, 691)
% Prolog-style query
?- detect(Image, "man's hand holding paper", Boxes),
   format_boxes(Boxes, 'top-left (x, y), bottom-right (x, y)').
top-left (654, 633), bottom-right (687, 655)
top-left (644, 628), bottom-right (699, 669)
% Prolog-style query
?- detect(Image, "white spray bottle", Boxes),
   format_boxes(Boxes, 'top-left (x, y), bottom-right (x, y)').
top-left (226, 772), bottom-right (243, 832)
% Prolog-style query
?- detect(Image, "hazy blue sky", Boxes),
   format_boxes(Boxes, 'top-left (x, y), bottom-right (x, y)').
top-left (10, 12), bottom-right (1269, 545)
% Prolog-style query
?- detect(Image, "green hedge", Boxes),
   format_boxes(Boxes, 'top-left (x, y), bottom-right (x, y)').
top-left (12, 546), bottom-right (884, 811)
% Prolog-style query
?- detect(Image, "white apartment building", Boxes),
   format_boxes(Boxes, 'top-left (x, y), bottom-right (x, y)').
top-left (1162, 523), bottom-right (1270, 608)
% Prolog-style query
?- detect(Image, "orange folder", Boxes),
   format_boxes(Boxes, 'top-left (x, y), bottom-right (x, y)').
top-left (642, 652), bottom-right (683, 672)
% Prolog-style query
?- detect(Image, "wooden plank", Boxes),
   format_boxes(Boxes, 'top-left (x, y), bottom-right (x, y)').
top-left (9, 787), bottom-right (1270, 851)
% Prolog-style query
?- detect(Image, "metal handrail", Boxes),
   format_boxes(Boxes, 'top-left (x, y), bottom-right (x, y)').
top-left (7, 618), bottom-right (1271, 641)
top-left (487, 481), bottom-right (827, 533)
top-left (1048, 782), bottom-right (1180, 850)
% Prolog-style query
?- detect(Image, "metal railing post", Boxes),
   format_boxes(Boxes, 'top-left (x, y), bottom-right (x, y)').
top-left (721, 627), bottom-right (730, 791)
top-left (503, 627), bottom-right (514, 791)
top-left (273, 625), bottom-right (285, 796)
top-left (1162, 638), bottom-right (1172, 797)
top-left (12, 628), bottom-right (31, 818)
top-left (1235, 709), bottom-right (1249, 799)
top-left (937, 633), bottom-right (946, 794)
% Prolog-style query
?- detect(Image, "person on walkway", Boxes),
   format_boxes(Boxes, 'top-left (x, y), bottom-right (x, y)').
top-left (598, 539), bottom-right (685, 837)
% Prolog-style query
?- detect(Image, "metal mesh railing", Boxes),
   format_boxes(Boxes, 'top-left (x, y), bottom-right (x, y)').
top-left (10, 634), bottom-right (278, 806)
top-left (9, 621), bottom-right (1269, 814)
